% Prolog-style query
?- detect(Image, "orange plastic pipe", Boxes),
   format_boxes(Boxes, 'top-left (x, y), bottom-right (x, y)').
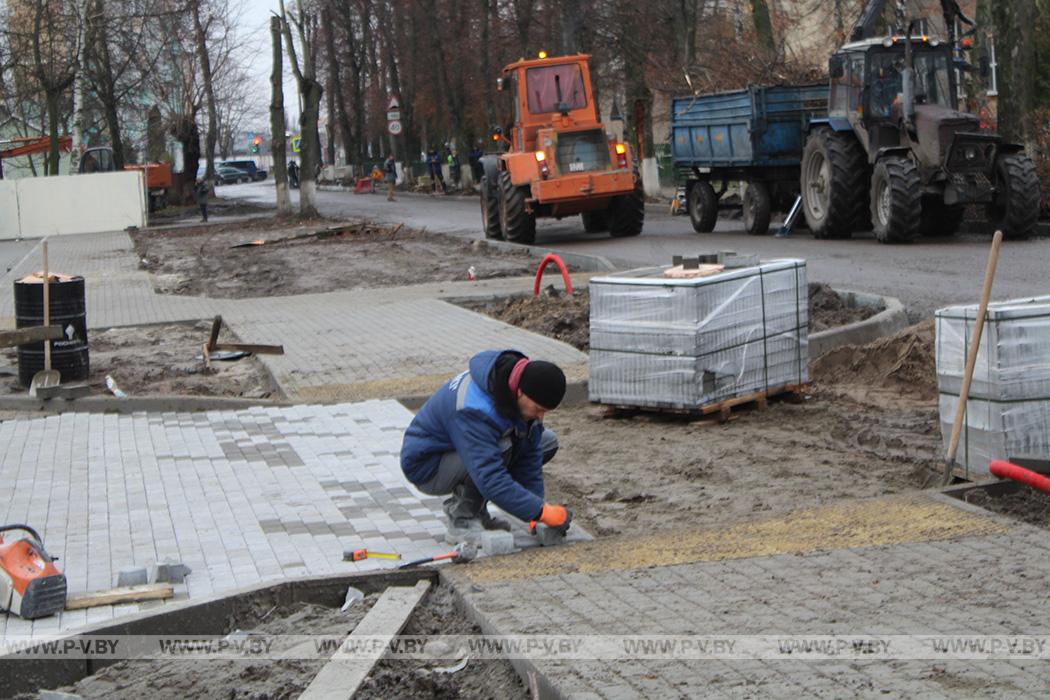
top-left (989, 460), bottom-right (1050, 495)
top-left (534, 253), bottom-right (572, 296)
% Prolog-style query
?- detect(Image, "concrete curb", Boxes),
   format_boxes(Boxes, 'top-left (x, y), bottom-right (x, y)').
top-left (0, 394), bottom-right (292, 415)
top-left (809, 290), bottom-right (909, 360)
top-left (477, 238), bottom-right (618, 273)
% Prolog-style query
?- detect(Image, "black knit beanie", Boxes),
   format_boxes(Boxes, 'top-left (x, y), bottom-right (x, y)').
top-left (518, 361), bottom-right (566, 410)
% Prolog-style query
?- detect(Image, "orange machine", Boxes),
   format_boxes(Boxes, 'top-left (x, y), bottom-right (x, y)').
top-left (0, 136), bottom-right (73, 178)
top-left (479, 52), bottom-right (645, 244)
top-left (0, 525), bottom-right (66, 619)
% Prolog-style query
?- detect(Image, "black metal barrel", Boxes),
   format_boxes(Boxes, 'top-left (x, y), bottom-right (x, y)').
top-left (14, 274), bottom-right (89, 387)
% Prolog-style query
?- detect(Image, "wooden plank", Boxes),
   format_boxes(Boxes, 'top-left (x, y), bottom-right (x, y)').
top-left (0, 325), bottom-right (63, 348)
top-left (65, 583), bottom-right (174, 610)
top-left (207, 315), bottom-right (222, 351)
top-left (299, 580), bottom-right (430, 700)
top-left (211, 342), bottom-right (284, 355)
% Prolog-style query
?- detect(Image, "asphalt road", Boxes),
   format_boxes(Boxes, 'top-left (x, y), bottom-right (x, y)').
top-left (228, 180), bottom-right (1049, 316)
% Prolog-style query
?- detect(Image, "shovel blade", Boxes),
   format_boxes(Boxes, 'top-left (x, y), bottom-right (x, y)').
top-left (29, 369), bottom-right (61, 396)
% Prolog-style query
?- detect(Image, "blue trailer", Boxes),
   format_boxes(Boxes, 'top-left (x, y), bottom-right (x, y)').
top-left (671, 84), bottom-right (828, 235)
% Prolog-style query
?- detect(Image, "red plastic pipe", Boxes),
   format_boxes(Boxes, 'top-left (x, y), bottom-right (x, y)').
top-left (533, 253), bottom-right (573, 297)
top-left (989, 460), bottom-right (1050, 495)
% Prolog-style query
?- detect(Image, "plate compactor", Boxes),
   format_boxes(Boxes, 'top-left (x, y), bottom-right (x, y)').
top-left (0, 525), bottom-right (66, 619)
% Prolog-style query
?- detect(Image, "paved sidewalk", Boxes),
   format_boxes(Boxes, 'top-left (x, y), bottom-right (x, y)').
top-left (0, 230), bottom-right (588, 401)
top-left (448, 494), bottom-right (1050, 698)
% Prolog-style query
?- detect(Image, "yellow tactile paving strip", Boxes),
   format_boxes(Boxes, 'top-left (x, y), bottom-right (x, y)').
top-left (463, 494), bottom-right (1010, 583)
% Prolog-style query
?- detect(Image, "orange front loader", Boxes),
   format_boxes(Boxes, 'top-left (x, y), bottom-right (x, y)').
top-left (478, 53), bottom-right (645, 244)
top-left (0, 525), bottom-right (66, 619)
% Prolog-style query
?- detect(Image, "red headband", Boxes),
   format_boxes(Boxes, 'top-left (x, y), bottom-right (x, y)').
top-left (508, 358), bottom-right (530, 394)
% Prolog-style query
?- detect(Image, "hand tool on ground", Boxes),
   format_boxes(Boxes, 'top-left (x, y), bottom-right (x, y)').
top-left (343, 548), bottom-right (401, 562)
top-left (943, 230), bottom-right (1003, 484)
top-left (397, 542), bottom-right (477, 569)
top-left (29, 241), bottom-right (61, 396)
top-left (0, 524), bottom-right (66, 619)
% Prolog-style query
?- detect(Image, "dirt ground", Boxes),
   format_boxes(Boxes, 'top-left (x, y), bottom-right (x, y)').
top-left (355, 586), bottom-right (527, 699)
top-left (463, 282), bottom-right (882, 352)
top-left (132, 218), bottom-right (541, 298)
top-left (0, 320), bottom-right (276, 399)
top-left (960, 486), bottom-right (1050, 529)
top-left (41, 585), bottom-right (525, 700)
top-left (544, 321), bottom-right (944, 536)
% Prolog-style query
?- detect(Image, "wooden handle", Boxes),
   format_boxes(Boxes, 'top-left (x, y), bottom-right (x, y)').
top-left (946, 230), bottom-right (1003, 464)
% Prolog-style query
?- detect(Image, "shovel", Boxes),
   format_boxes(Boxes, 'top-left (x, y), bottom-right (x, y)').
top-left (29, 240), bottom-right (60, 396)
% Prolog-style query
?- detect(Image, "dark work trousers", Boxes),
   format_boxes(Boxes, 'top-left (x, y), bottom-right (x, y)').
top-left (415, 428), bottom-right (559, 519)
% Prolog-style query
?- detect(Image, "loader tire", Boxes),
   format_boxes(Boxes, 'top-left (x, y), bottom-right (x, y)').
top-left (498, 170), bottom-right (536, 244)
top-left (608, 171), bottom-right (645, 237)
top-left (581, 210), bottom-right (609, 233)
top-left (688, 180), bottom-right (718, 233)
top-left (987, 153), bottom-right (1040, 240)
top-left (743, 181), bottom-right (772, 235)
top-left (919, 196), bottom-right (964, 238)
top-left (480, 175), bottom-right (502, 239)
top-left (870, 156), bottom-right (921, 243)
top-left (801, 128), bottom-right (867, 239)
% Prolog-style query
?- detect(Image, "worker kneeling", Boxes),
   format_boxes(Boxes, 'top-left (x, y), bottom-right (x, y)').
top-left (400, 349), bottom-right (571, 542)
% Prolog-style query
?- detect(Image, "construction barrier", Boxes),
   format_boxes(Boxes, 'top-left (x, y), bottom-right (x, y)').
top-left (0, 171), bottom-right (146, 238)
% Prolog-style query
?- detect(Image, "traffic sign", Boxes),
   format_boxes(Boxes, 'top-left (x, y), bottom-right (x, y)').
top-left (387, 96), bottom-right (400, 111)
top-left (386, 110), bottom-right (401, 121)
top-left (290, 136), bottom-right (301, 153)
top-left (388, 120), bottom-right (403, 136)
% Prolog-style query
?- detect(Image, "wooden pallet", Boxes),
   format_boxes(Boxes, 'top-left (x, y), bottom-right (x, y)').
top-left (603, 383), bottom-right (809, 423)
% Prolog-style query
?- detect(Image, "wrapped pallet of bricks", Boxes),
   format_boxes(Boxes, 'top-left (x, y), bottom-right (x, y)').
top-left (588, 259), bottom-right (808, 411)
top-left (936, 295), bottom-right (1050, 479)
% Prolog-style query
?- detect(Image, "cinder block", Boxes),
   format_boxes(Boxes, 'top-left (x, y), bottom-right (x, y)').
top-left (480, 531), bottom-right (516, 555)
top-left (116, 567), bottom-right (147, 587)
top-left (154, 560), bottom-right (193, 584)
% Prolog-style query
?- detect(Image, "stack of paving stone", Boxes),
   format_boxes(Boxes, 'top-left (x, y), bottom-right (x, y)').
top-left (588, 259), bottom-right (808, 410)
top-left (936, 295), bottom-right (1050, 477)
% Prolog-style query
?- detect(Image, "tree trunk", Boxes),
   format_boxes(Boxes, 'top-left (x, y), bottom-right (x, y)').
top-left (480, 0), bottom-right (496, 128)
top-left (322, 6), bottom-right (350, 165)
top-left (147, 106), bottom-right (165, 163)
top-left (46, 90), bottom-right (61, 175)
top-left (271, 15), bottom-right (290, 214)
top-left (299, 79), bottom-right (323, 216)
top-left (337, 0), bottom-right (364, 165)
top-left (172, 115), bottom-right (200, 203)
top-left (191, 0), bottom-right (219, 181)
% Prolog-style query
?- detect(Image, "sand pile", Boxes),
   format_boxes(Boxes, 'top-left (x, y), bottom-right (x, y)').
top-left (811, 319), bottom-right (937, 400)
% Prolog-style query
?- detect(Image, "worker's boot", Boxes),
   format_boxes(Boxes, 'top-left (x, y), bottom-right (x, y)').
top-left (442, 482), bottom-right (510, 543)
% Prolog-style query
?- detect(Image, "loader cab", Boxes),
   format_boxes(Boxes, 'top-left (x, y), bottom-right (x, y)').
top-left (498, 53), bottom-right (600, 153)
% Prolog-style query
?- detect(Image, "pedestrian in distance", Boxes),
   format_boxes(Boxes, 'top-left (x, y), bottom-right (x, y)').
top-left (400, 349), bottom-right (572, 542)
top-left (194, 179), bottom-right (209, 222)
top-left (469, 142), bottom-right (484, 185)
top-left (384, 154), bottom-right (397, 201)
top-left (288, 160), bottom-right (300, 189)
top-left (447, 147), bottom-right (462, 190)
top-left (427, 149), bottom-right (447, 195)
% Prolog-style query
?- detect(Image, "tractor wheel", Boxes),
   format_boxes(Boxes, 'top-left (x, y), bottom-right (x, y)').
top-left (688, 181), bottom-right (718, 233)
top-left (870, 156), bottom-right (921, 243)
top-left (987, 153), bottom-right (1040, 240)
top-left (480, 175), bottom-right (502, 239)
top-left (498, 170), bottom-right (536, 244)
top-left (608, 171), bottom-right (645, 237)
top-left (581, 210), bottom-right (609, 233)
top-left (919, 196), bottom-right (964, 237)
top-left (743, 181), bottom-right (772, 235)
top-left (801, 128), bottom-right (868, 239)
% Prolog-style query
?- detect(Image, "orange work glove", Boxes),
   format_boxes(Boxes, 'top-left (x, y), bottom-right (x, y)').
top-left (539, 503), bottom-right (569, 527)
top-left (529, 504), bottom-right (572, 536)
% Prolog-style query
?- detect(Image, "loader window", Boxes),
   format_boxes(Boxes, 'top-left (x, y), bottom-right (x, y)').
top-left (912, 53), bottom-right (952, 107)
top-left (526, 65), bottom-right (587, 114)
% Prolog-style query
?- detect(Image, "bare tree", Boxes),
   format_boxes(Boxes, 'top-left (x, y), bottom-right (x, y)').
top-left (280, 0), bottom-right (323, 217)
top-left (270, 14), bottom-right (291, 214)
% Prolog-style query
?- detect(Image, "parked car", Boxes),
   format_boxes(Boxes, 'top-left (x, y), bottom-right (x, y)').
top-left (220, 159), bottom-right (267, 181)
top-left (214, 165), bottom-right (251, 185)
